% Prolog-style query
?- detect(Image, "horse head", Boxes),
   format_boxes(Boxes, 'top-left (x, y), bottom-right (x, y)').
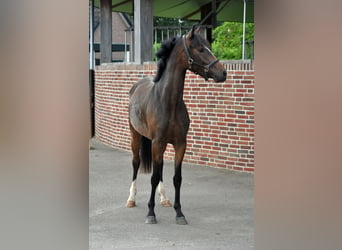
top-left (183, 25), bottom-right (227, 83)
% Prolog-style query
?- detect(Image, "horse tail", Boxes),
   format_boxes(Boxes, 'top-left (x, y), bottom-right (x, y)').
top-left (140, 136), bottom-right (152, 173)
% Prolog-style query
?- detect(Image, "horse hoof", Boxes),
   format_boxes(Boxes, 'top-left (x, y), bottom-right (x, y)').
top-left (161, 200), bottom-right (172, 207)
top-left (145, 216), bottom-right (157, 224)
top-left (176, 216), bottom-right (188, 225)
top-left (126, 200), bottom-right (136, 208)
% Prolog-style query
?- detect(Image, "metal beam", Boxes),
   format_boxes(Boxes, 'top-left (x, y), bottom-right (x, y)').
top-left (242, 0), bottom-right (246, 59)
top-left (100, 0), bottom-right (112, 63)
top-left (134, 0), bottom-right (153, 64)
top-left (212, 0), bottom-right (217, 29)
top-left (89, 0), bottom-right (95, 137)
top-left (200, 2), bottom-right (213, 43)
top-left (89, 0), bottom-right (95, 69)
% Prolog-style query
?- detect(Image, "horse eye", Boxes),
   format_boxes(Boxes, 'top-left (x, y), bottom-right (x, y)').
top-left (198, 48), bottom-right (204, 53)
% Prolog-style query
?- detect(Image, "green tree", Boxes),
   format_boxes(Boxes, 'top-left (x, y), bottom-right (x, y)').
top-left (212, 22), bottom-right (254, 60)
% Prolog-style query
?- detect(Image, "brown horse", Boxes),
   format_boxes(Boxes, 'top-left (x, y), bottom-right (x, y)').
top-left (126, 26), bottom-right (227, 225)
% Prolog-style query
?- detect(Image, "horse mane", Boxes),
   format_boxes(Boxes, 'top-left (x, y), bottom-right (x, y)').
top-left (153, 36), bottom-right (180, 82)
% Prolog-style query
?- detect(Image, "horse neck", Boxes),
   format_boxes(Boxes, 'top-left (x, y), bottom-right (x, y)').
top-left (157, 44), bottom-right (187, 105)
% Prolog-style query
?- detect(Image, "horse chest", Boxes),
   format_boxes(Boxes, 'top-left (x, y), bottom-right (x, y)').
top-left (166, 113), bottom-right (190, 140)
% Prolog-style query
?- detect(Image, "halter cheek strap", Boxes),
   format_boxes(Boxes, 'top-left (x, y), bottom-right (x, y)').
top-left (182, 35), bottom-right (219, 79)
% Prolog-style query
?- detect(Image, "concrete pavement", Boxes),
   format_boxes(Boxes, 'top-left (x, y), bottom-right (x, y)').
top-left (90, 139), bottom-right (254, 250)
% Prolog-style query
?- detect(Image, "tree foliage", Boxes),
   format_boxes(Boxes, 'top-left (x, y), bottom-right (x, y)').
top-left (212, 22), bottom-right (254, 60)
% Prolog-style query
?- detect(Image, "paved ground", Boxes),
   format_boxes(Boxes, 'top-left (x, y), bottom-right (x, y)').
top-left (90, 139), bottom-right (254, 250)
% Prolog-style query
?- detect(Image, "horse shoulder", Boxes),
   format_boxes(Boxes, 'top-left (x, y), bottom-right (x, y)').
top-left (129, 77), bottom-right (154, 97)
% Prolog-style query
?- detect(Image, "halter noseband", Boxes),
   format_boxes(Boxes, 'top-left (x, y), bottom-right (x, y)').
top-left (182, 35), bottom-right (219, 79)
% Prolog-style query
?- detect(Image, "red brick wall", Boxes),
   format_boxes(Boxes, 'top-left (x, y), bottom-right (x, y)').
top-left (95, 61), bottom-right (254, 172)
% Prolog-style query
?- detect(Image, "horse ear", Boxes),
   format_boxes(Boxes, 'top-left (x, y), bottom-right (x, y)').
top-left (186, 25), bottom-right (196, 40)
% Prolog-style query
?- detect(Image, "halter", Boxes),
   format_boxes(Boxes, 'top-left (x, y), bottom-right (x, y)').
top-left (182, 35), bottom-right (219, 80)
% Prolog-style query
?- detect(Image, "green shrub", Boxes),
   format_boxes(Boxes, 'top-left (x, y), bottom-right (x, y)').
top-left (212, 22), bottom-right (254, 60)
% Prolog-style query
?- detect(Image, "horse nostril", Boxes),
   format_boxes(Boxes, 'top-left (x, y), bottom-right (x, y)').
top-left (223, 70), bottom-right (227, 77)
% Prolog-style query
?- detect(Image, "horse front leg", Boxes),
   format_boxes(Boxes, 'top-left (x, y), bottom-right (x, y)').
top-left (173, 143), bottom-right (188, 225)
top-left (157, 165), bottom-right (172, 208)
top-left (145, 141), bottom-right (166, 224)
top-left (145, 168), bottom-right (159, 224)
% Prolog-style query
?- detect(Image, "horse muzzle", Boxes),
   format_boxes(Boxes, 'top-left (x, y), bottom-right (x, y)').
top-left (211, 69), bottom-right (227, 83)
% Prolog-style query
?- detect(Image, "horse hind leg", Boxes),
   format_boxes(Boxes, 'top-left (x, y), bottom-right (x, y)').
top-left (126, 180), bottom-right (137, 207)
top-left (154, 146), bottom-right (171, 207)
top-left (126, 127), bottom-right (141, 208)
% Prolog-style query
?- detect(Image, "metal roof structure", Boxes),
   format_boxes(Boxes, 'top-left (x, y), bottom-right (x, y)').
top-left (94, 0), bottom-right (254, 23)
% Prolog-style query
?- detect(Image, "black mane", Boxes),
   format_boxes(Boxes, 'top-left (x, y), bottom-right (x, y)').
top-left (153, 36), bottom-right (180, 82)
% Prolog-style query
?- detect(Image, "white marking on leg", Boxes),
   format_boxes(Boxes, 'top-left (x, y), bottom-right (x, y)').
top-left (157, 181), bottom-right (169, 203)
top-left (127, 180), bottom-right (137, 202)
